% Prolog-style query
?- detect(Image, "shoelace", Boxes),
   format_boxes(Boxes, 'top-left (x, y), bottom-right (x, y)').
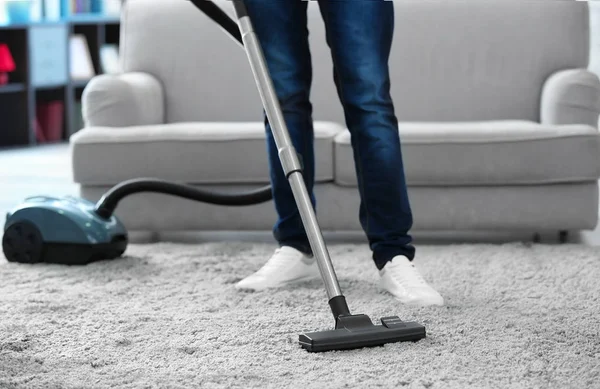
top-left (388, 262), bottom-right (428, 287)
top-left (256, 248), bottom-right (297, 274)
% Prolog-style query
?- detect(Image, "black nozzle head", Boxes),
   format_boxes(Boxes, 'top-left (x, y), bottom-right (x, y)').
top-left (298, 315), bottom-right (426, 352)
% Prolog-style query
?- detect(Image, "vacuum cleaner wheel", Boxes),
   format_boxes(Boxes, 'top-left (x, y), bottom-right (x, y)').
top-left (2, 221), bottom-right (44, 264)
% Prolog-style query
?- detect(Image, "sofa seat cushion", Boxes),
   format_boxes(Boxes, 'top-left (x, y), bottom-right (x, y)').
top-left (334, 121), bottom-right (600, 186)
top-left (70, 121), bottom-right (344, 185)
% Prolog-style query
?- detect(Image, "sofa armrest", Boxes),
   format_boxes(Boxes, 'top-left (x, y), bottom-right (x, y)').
top-left (541, 69), bottom-right (600, 128)
top-left (81, 72), bottom-right (165, 127)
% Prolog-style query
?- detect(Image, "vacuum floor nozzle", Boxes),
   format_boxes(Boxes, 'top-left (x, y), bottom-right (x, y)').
top-left (299, 314), bottom-right (426, 352)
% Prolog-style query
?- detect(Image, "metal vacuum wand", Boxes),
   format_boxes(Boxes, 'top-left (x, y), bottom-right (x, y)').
top-left (231, 0), bottom-right (347, 310)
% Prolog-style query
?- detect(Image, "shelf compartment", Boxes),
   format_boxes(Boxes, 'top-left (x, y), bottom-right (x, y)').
top-left (35, 88), bottom-right (67, 144)
top-left (0, 92), bottom-right (29, 146)
top-left (0, 28), bottom-right (27, 84)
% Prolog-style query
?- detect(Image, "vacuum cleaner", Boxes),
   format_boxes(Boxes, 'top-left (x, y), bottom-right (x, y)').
top-left (2, 0), bottom-right (427, 352)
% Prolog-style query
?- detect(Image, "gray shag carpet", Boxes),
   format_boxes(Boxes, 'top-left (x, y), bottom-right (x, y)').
top-left (1, 241), bottom-right (599, 389)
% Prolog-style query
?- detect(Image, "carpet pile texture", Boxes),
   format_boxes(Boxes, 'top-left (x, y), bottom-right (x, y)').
top-left (1, 242), bottom-right (599, 388)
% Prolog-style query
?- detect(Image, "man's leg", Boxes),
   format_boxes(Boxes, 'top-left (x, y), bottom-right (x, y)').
top-left (244, 0), bottom-right (315, 256)
top-left (235, 0), bottom-right (320, 290)
top-left (318, 0), bottom-right (443, 305)
top-left (317, 0), bottom-right (413, 269)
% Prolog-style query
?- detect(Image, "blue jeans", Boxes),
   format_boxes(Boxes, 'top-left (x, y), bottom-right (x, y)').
top-left (244, 0), bottom-right (415, 269)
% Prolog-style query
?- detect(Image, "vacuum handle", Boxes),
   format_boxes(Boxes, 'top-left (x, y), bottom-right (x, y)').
top-left (188, 0), bottom-right (244, 46)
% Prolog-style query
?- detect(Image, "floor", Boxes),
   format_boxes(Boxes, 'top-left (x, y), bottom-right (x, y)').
top-left (2, 240), bottom-right (598, 388)
top-left (2, 143), bottom-right (600, 246)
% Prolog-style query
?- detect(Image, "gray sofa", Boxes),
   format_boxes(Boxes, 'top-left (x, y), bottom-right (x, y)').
top-left (71, 0), bottom-right (600, 241)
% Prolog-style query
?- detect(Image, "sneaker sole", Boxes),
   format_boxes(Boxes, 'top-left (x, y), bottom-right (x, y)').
top-left (378, 280), bottom-right (444, 307)
top-left (235, 272), bottom-right (321, 291)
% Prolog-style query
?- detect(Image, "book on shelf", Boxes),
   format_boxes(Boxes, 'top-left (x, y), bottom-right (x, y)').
top-left (67, 0), bottom-right (100, 14)
top-left (36, 100), bottom-right (64, 142)
top-left (44, 0), bottom-right (61, 21)
top-left (100, 44), bottom-right (120, 74)
top-left (70, 34), bottom-right (95, 80)
top-left (62, 0), bottom-right (123, 17)
top-left (30, 0), bottom-right (43, 22)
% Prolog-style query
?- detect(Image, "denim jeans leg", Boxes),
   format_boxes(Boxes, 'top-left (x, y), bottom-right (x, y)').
top-left (318, 0), bottom-right (416, 269)
top-left (244, 0), bottom-right (315, 256)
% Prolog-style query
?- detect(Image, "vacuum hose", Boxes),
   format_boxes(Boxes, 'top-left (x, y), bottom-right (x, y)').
top-left (188, 0), bottom-right (243, 46)
top-left (94, 178), bottom-right (273, 219)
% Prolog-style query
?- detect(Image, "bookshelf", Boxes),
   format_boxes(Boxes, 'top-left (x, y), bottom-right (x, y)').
top-left (0, 1), bottom-right (121, 148)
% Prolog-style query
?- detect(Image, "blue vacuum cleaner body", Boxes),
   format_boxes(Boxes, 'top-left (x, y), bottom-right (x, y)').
top-left (3, 195), bottom-right (128, 265)
top-left (2, 177), bottom-right (273, 266)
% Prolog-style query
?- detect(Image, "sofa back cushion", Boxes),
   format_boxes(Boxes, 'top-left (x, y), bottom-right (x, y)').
top-left (120, 0), bottom-right (589, 123)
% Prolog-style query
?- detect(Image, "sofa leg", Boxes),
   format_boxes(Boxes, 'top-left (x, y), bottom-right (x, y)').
top-left (532, 233), bottom-right (541, 243)
top-left (558, 230), bottom-right (569, 244)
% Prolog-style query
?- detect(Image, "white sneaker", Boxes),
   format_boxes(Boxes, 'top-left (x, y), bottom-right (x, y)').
top-left (379, 255), bottom-right (444, 306)
top-left (235, 246), bottom-right (320, 291)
